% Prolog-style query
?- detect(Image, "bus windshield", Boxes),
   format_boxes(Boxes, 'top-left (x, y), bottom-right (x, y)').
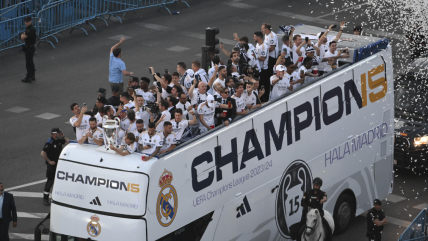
top-left (53, 159), bottom-right (149, 217)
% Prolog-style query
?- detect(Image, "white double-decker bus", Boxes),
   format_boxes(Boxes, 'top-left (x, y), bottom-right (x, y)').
top-left (41, 27), bottom-right (394, 241)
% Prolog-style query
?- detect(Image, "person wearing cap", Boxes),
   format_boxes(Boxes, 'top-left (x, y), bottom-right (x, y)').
top-left (367, 199), bottom-right (387, 241)
top-left (106, 85), bottom-right (121, 111)
top-left (109, 37), bottom-right (134, 94)
top-left (97, 88), bottom-right (106, 98)
top-left (40, 128), bottom-right (69, 206)
top-left (298, 177), bottom-right (332, 241)
top-left (270, 65), bottom-right (288, 100)
top-left (353, 26), bottom-right (362, 35)
top-left (20, 16), bottom-right (37, 83)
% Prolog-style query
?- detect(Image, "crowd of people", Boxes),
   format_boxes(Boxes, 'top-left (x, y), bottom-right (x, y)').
top-left (67, 21), bottom-right (362, 160)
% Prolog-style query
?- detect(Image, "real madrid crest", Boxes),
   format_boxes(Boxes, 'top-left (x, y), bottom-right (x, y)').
top-left (156, 169), bottom-right (178, 227)
top-left (87, 215), bottom-right (101, 237)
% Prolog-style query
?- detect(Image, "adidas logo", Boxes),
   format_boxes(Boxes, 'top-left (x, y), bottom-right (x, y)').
top-left (90, 196), bottom-right (102, 206)
top-left (236, 196), bottom-right (251, 218)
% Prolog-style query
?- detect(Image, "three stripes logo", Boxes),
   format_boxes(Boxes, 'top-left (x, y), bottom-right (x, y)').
top-left (236, 196), bottom-right (251, 218)
top-left (90, 196), bottom-right (102, 206)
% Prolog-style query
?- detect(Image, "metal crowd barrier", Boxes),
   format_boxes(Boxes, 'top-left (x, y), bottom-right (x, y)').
top-left (0, 0), bottom-right (34, 51)
top-left (103, 0), bottom-right (187, 23)
top-left (399, 208), bottom-right (428, 241)
top-left (35, 0), bottom-right (108, 48)
top-left (1, 0), bottom-right (191, 51)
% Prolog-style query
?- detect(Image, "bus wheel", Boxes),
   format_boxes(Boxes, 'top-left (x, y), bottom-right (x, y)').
top-left (333, 194), bottom-right (355, 234)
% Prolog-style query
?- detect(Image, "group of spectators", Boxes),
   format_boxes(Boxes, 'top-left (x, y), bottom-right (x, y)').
top-left (68, 21), bottom-right (362, 160)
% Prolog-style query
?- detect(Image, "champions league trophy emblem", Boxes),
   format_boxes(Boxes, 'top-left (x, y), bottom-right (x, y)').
top-left (102, 115), bottom-right (121, 151)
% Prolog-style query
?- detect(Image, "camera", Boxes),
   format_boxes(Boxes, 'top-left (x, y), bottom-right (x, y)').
top-left (142, 101), bottom-right (160, 114)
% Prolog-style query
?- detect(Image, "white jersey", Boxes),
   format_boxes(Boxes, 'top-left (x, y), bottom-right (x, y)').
top-left (123, 102), bottom-right (135, 111)
top-left (245, 91), bottom-right (258, 107)
top-left (120, 117), bottom-right (130, 131)
top-left (270, 75), bottom-right (291, 100)
top-left (247, 49), bottom-right (261, 70)
top-left (126, 120), bottom-right (137, 134)
top-left (232, 93), bottom-right (248, 113)
top-left (298, 65), bottom-right (315, 83)
top-left (190, 90), bottom-right (211, 106)
top-left (286, 71), bottom-right (302, 90)
top-left (156, 110), bottom-right (171, 133)
top-left (182, 72), bottom-right (195, 90)
top-left (197, 102), bottom-right (216, 129)
top-left (132, 129), bottom-right (145, 143)
top-left (138, 132), bottom-right (163, 155)
top-left (95, 112), bottom-right (103, 127)
top-left (136, 108), bottom-right (151, 127)
top-left (170, 119), bottom-right (190, 141)
top-left (175, 102), bottom-right (192, 120)
top-left (291, 44), bottom-right (306, 64)
top-left (195, 69), bottom-right (209, 84)
top-left (70, 115), bottom-right (91, 141)
top-left (158, 131), bottom-right (178, 152)
top-left (81, 127), bottom-right (104, 145)
top-left (324, 50), bottom-right (341, 68)
top-left (162, 83), bottom-right (174, 100)
top-left (213, 78), bottom-right (226, 88)
top-left (208, 64), bottom-right (225, 81)
top-left (122, 141), bottom-right (138, 154)
top-left (318, 42), bottom-right (330, 71)
top-left (264, 31), bottom-right (279, 58)
top-left (256, 42), bottom-right (269, 70)
top-left (281, 44), bottom-right (292, 59)
top-left (135, 89), bottom-right (156, 105)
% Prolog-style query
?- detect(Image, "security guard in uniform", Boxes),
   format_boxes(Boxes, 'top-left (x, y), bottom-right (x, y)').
top-left (21, 16), bottom-right (37, 83)
top-left (40, 128), bottom-right (69, 206)
top-left (366, 199), bottom-right (388, 241)
top-left (297, 177), bottom-right (332, 241)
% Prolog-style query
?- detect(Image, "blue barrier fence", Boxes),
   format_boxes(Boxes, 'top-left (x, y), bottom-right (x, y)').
top-left (103, 0), bottom-right (188, 23)
top-left (353, 38), bottom-right (390, 63)
top-left (0, 0), bottom-right (189, 51)
top-left (399, 208), bottom-right (428, 241)
top-left (35, 0), bottom-right (108, 48)
top-left (0, 0), bottom-right (34, 51)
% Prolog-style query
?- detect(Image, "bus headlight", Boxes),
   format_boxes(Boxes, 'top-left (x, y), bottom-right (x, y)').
top-left (414, 136), bottom-right (428, 146)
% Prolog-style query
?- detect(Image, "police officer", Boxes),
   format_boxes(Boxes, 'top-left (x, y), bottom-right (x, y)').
top-left (40, 128), bottom-right (69, 206)
top-left (367, 199), bottom-right (388, 241)
top-left (21, 16), bottom-right (37, 83)
top-left (300, 177), bottom-right (332, 241)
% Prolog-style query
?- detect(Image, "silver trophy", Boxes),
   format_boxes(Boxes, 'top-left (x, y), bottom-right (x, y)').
top-left (102, 115), bottom-right (121, 150)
